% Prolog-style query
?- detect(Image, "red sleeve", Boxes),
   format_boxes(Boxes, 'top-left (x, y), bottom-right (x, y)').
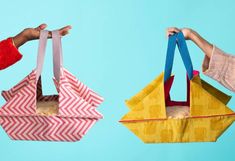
top-left (0, 38), bottom-right (22, 70)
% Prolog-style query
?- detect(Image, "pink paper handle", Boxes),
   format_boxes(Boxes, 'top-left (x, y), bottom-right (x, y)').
top-left (36, 30), bottom-right (49, 80)
top-left (36, 30), bottom-right (63, 82)
top-left (52, 30), bottom-right (63, 82)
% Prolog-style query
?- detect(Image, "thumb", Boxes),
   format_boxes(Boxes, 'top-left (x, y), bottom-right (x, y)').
top-left (35, 23), bottom-right (47, 31)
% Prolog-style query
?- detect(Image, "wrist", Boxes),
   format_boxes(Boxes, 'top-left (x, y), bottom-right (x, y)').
top-left (187, 29), bottom-right (194, 40)
top-left (187, 29), bottom-right (197, 41)
top-left (11, 37), bottom-right (16, 47)
top-left (12, 31), bottom-right (28, 48)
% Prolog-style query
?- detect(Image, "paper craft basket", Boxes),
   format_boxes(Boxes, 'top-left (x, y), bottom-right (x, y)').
top-left (120, 32), bottom-right (235, 143)
top-left (0, 30), bottom-right (104, 141)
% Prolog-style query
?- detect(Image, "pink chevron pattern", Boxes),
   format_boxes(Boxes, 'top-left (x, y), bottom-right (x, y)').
top-left (62, 68), bottom-right (104, 108)
top-left (0, 67), bottom-right (104, 141)
top-left (1, 116), bottom-right (97, 141)
top-left (2, 70), bottom-right (36, 102)
top-left (56, 68), bottom-right (104, 118)
top-left (0, 70), bottom-right (37, 116)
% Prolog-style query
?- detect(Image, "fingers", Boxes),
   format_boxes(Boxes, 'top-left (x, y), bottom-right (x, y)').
top-left (168, 27), bottom-right (180, 33)
top-left (47, 25), bottom-right (72, 38)
top-left (59, 25), bottom-right (72, 36)
top-left (166, 27), bottom-right (180, 38)
top-left (35, 23), bottom-right (47, 31)
top-left (48, 31), bottom-right (52, 38)
top-left (31, 23), bottom-right (48, 39)
top-left (34, 24), bottom-right (72, 38)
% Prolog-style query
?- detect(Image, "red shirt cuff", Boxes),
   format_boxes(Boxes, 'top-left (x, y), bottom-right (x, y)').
top-left (0, 38), bottom-right (22, 70)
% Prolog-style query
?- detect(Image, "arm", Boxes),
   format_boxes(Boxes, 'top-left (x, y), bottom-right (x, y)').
top-left (166, 27), bottom-right (235, 92)
top-left (0, 24), bottom-right (71, 70)
top-left (12, 24), bottom-right (72, 48)
top-left (166, 27), bottom-right (213, 58)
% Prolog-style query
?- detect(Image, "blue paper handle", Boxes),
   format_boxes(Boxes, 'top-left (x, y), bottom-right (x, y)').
top-left (164, 32), bottom-right (194, 82)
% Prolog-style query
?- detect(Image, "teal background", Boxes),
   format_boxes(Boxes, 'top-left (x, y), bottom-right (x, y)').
top-left (0, 0), bottom-right (235, 161)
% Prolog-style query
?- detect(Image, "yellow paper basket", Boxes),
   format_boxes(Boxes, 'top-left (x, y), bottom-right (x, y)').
top-left (119, 32), bottom-right (235, 143)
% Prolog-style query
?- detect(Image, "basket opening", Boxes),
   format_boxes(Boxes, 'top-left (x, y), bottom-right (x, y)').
top-left (36, 99), bottom-right (59, 116)
top-left (35, 77), bottom-right (59, 116)
top-left (166, 106), bottom-right (189, 118)
top-left (164, 75), bottom-right (190, 118)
